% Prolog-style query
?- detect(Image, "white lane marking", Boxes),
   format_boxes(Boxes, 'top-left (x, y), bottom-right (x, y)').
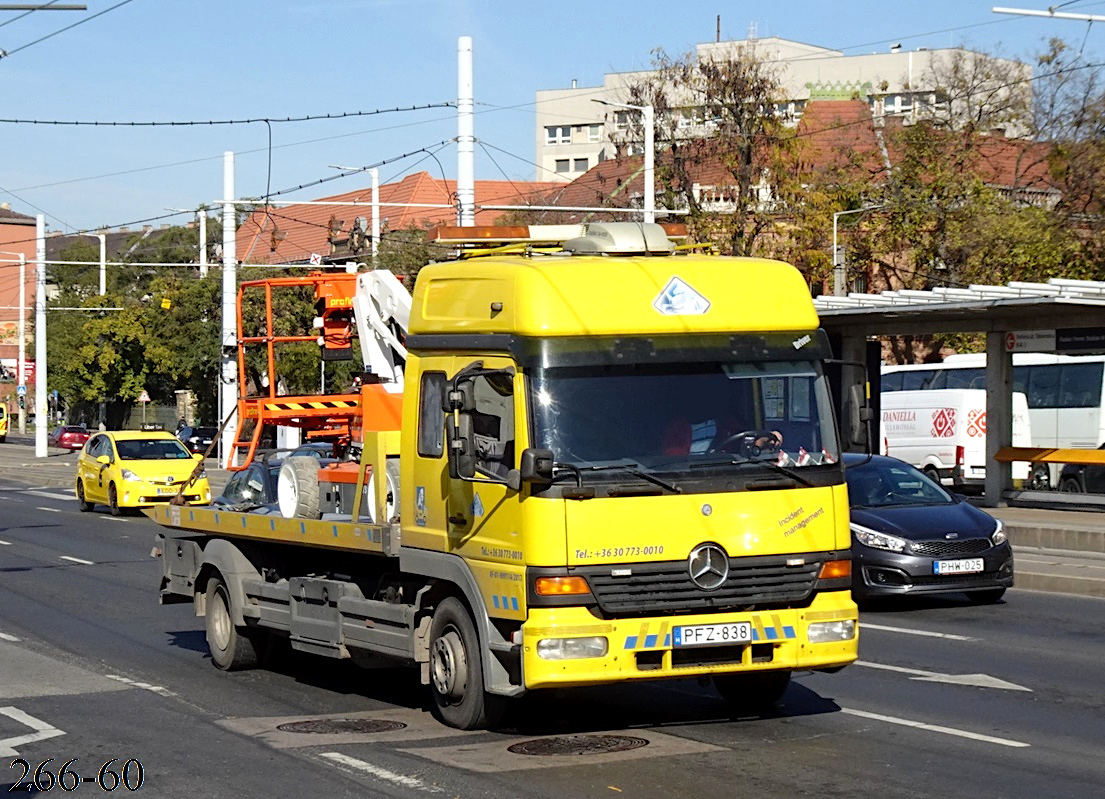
top-left (856, 660), bottom-right (1031, 691)
top-left (36, 506), bottom-right (62, 513)
top-left (106, 675), bottom-right (174, 696)
top-left (843, 708), bottom-right (1029, 748)
top-left (861, 622), bottom-right (974, 641)
top-left (0, 632), bottom-right (20, 642)
top-left (59, 555), bottom-right (94, 566)
top-left (0, 706), bottom-right (66, 756)
top-left (319, 752), bottom-right (441, 793)
top-left (0, 539), bottom-right (10, 545)
top-left (26, 490), bottom-right (75, 501)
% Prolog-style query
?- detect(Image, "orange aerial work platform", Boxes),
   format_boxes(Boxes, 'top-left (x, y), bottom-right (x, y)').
top-left (228, 271), bottom-right (403, 470)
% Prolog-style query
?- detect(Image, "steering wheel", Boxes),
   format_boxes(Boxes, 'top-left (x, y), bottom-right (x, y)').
top-left (708, 429), bottom-right (782, 457)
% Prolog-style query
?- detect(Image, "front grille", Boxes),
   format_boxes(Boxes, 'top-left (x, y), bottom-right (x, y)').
top-left (575, 554), bottom-right (820, 616)
top-left (910, 539), bottom-right (991, 557)
top-left (910, 570), bottom-right (1002, 586)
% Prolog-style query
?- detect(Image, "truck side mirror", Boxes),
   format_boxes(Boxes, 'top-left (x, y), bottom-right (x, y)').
top-left (519, 448), bottom-right (554, 484)
top-left (446, 411), bottom-right (476, 479)
top-left (847, 383), bottom-right (872, 449)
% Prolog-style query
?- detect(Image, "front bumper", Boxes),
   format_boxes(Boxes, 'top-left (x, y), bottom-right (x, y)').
top-left (120, 481), bottom-right (211, 507)
top-left (853, 542), bottom-right (1014, 598)
top-left (520, 591), bottom-right (857, 690)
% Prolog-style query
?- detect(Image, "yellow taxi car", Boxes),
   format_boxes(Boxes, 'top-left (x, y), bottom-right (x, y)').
top-left (76, 430), bottom-right (211, 515)
top-left (0, 403), bottom-right (8, 443)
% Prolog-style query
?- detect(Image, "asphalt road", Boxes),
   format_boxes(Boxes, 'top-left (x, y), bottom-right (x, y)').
top-left (2, 479), bottom-right (1105, 798)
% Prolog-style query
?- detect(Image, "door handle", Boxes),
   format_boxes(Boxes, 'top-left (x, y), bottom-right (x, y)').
top-left (448, 514), bottom-right (467, 526)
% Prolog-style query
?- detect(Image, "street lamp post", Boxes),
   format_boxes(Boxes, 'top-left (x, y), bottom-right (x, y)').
top-left (832, 205), bottom-right (884, 296)
top-left (593, 99), bottom-right (655, 223)
top-left (73, 231), bottom-right (107, 295)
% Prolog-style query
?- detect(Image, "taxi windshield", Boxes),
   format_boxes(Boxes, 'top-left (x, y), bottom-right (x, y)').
top-left (116, 439), bottom-right (193, 460)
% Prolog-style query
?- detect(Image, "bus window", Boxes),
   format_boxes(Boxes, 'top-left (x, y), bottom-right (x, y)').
top-left (901, 369), bottom-right (935, 391)
top-left (1059, 362), bottom-right (1104, 408)
top-left (881, 372), bottom-right (903, 392)
top-left (945, 367), bottom-right (985, 390)
top-left (1025, 364), bottom-right (1060, 409)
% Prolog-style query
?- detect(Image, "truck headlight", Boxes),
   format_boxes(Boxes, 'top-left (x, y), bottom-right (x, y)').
top-left (121, 469), bottom-right (142, 482)
top-left (536, 637), bottom-right (608, 660)
top-left (808, 620), bottom-right (856, 643)
top-left (991, 519), bottom-right (1007, 546)
top-left (851, 523), bottom-right (906, 552)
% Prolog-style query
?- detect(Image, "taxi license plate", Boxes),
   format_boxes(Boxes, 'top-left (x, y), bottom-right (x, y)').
top-left (673, 622), bottom-right (752, 647)
top-left (933, 558), bottom-right (984, 575)
top-left (157, 487), bottom-right (179, 495)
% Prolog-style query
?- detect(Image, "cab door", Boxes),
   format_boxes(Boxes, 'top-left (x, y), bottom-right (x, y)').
top-left (79, 434), bottom-right (110, 503)
top-left (443, 357), bottom-right (527, 620)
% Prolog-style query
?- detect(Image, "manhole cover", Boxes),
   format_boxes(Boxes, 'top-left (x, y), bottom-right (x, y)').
top-left (276, 719), bottom-right (407, 734)
top-left (507, 734), bottom-right (649, 756)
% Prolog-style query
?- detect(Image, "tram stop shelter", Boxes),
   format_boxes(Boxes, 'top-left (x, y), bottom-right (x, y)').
top-left (814, 278), bottom-right (1105, 507)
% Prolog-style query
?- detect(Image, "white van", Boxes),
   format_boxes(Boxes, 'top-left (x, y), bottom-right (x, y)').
top-left (879, 389), bottom-right (1031, 490)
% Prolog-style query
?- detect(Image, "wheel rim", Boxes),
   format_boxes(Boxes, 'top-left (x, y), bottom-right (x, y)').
top-left (210, 587), bottom-right (232, 651)
top-left (109, 485), bottom-right (118, 509)
top-left (77, 482), bottom-right (84, 502)
top-left (431, 628), bottom-right (468, 699)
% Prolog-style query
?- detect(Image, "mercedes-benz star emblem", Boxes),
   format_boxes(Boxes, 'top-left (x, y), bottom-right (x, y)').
top-left (688, 543), bottom-right (729, 591)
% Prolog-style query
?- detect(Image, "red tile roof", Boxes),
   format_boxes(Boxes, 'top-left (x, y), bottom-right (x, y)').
top-left (237, 172), bottom-right (561, 264)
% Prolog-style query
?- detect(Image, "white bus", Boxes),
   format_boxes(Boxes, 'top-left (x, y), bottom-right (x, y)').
top-left (881, 353), bottom-right (1105, 489)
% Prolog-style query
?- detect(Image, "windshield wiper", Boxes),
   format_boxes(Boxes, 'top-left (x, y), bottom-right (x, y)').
top-left (692, 456), bottom-right (815, 487)
top-left (569, 461), bottom-right (681, 494)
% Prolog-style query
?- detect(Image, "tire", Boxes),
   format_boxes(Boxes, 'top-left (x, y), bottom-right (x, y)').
top-left (108, 483), bottom-right (121, 516)
top-left (1029, 464), bottom-right (1052, 491)
top-left (713, 671), bottom-right (791, 716)
top-left (277, 456), bottom-right (321, 519)
top-left (428, 596), bottom-right (504, 730)
top-left (205, 576), bottom-right (258, 671)
top-left (966, 587), bottom-right (1006, 604)
top-left (76, 480), bottom-right (93, 512)
top-left (922, 466), bottom-right (941, 485)
top-left (1059, 477), bottom-right (1084, 494)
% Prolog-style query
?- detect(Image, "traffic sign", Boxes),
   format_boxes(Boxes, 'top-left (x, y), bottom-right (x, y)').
top-left (137, 390), bottom-right (151, 403)
top-left (309, 253), bottom-right (322, 266)
top-left (16, 385), bottom-right (25, 396)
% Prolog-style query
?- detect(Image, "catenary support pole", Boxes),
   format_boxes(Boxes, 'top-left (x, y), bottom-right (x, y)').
top-left (17, 253), bottom-right (25, 435)
top-left (199, 210), bottom-right (208, 277)
top-left (219, 152), bottom-right (238, 467)
top-left (35, 215), bottom-right (46, 458)
top-left (456, 36), bottom-right (475, 226)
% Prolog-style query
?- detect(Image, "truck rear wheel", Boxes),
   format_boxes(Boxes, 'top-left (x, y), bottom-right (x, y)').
top-left (277, 456), bottom-right (321, 519)
top-left (713, 671), bottom-right (791, 716)
top-left (428, 597), bottom-right (503, 730)
top-left (205, 576), bottom-right (258, 671)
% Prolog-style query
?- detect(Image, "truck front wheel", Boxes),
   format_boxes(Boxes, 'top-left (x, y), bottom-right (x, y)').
top-left (428, 597), bottom-right (503, 730)
top-left (713, 671), bottom-right (791, 716)
top-left (205, 576), bottom-right (258, 671)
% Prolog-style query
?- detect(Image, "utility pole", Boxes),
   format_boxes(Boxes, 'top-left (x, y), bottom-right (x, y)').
top-left (832, 205), bottom-right (884, 296)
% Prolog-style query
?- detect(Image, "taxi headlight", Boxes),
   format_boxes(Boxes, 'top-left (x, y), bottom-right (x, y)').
top-left (808, 620), bottom-right (856, 643)
top-left (121, 469), bottom-right (142, 482)
top-left (991, 519), bottom-right (1007, 546)
top-left (536, 637), bottom-right (608, 660)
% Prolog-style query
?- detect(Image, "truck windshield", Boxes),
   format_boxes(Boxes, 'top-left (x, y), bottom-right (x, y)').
top-left (530, 359), bottom-right (840, 475)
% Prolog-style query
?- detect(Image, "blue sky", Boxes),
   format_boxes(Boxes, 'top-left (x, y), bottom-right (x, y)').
top-left (2, 0), bottom-right (1104, 234)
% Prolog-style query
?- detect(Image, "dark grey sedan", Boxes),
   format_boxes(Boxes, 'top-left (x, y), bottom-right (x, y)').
top-left (843, 453), bottom-right (1013, 603)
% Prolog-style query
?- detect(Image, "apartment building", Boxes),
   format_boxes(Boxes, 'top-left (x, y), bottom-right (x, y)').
top-left (535, 36), bottom-right (1029, 182)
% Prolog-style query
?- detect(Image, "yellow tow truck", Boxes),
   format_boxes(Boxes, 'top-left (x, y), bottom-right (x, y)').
top-left (150, 222), bottom-right (858, 730)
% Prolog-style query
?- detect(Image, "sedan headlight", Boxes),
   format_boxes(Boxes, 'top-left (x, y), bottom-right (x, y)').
top-left (991, 518), bottom-right (1007, 546)
top-left (851, 522), bottom-right (907, 553)
top-left (121, 469), bottom-right (142, 482)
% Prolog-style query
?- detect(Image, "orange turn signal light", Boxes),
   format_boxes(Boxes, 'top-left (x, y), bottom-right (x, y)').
top-left (818, 560), bottom-right (852, 580)
top-left (534, 576), bottom-right (591, 596)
